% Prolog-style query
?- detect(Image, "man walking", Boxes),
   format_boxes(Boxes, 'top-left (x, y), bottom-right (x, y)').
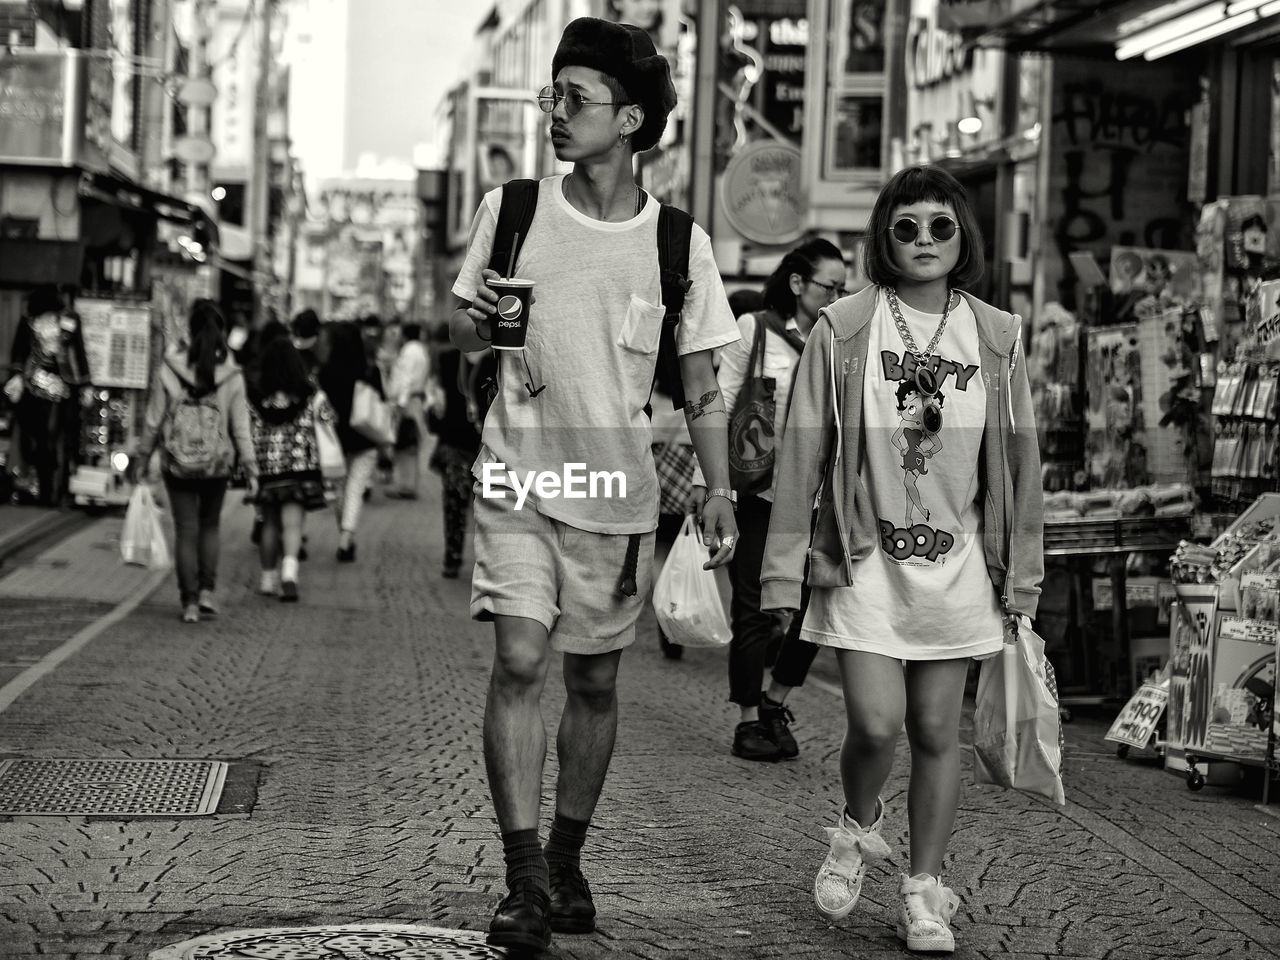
top-left (450, 17), bottom-right (741, 953)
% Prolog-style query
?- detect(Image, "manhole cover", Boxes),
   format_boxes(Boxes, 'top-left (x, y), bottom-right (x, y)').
top-left (0, 759), bottom-right (227, 816)
top-left (150, 925), bottom-right (502, 960)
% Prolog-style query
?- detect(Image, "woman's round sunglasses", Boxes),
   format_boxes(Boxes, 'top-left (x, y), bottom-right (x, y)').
top-left (889, 215), bottom-right (959, 244)
top-left (537, 85), bottom-right (630, 118)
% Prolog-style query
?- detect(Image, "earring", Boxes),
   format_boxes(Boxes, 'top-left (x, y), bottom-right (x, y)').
top-left (619, 130), bottom-right (630, 144)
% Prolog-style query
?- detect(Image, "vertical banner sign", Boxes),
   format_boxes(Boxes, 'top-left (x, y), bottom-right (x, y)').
top-left (77, 299), bottom-right (153, 390)
top-left (1174, 583), bottom-right (1219, 753)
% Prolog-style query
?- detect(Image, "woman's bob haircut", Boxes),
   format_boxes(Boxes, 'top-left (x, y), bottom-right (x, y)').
top-left (863, 165), bottom-right (985, 290)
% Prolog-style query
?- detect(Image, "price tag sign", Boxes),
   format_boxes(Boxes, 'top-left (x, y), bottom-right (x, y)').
top-left (1105, 682), bottom-right (1169, 749)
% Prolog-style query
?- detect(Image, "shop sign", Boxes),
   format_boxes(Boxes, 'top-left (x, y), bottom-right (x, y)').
top-left (0, 54), bottom-right (67, 163)
top-left (720, 140), bottom-right (806, 246)
top-left (1218, 614), bottom-right (1279, 645)
top-left (905, 16), bottom-right (972, 90)
top-left (760, 16), bottom-right (808, 137)
top-left (1105, 682), bottom-right (1168, 749)
top-left (1258, 280), bottom-right (1280, 347)
top-left (78, 298), bottom-right (152, 390)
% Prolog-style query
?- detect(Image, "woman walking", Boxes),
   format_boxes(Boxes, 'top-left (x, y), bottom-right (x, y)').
top-left (248, 336), bottom-right (334, 601)
top-left (762, 166), bottom-right (1043, 952)
top-left (318, 322), bottom-right (386, 562)
top-left (424, 325), bottom-right (481, 578)
top-left (720, 239), bottom-right (846, 762)
top-left (135, 299), bottom-right (257, 623)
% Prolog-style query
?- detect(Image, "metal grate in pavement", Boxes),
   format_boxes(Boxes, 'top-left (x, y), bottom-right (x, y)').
top-left (151, 925), bottom-right (502, 960)
top-left (0, 758), bottom-right (227, 816)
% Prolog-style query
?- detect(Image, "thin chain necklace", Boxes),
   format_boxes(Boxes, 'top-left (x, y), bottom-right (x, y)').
top-left (885, 286), bottom-right (955, 365)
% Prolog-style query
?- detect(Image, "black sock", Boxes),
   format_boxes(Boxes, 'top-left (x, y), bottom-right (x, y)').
top-left (544, 813), bottom-right (590, 869)
top-left (502, 828), bottom-right (548, 894)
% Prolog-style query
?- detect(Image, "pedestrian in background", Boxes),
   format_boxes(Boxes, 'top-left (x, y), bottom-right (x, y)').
top-left (134, 299), bottom-right (257, 623)
top-left (449, 17), bottom-right (740, 953)
top-left (248, 336), bottom-right (334, 602)
top-left (424, 324), bottom-right (481, 578)
top-left (291, 308), bottom-right (323, 382)
top-left (318, 321), bottom-right (386, 563)
top-left (719, 238), bottom-right (846, 762)
top-left (5, 285), bottom-right (90, 506)
top-left (762, 165), bottom-right (1043, 952)
top-left (388, 322), bottom-right (429, 500)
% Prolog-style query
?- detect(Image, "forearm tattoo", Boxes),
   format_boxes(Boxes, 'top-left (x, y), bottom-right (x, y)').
top-left (685, 389), bottom-right (721, 421)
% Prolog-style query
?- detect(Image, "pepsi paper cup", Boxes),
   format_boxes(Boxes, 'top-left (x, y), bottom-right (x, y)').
top-left (489, 278), bottom-right (534, 350)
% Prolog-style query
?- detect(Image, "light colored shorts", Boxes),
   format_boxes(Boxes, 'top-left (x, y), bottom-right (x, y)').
top-left (470, 484), bottom-right (656, 655)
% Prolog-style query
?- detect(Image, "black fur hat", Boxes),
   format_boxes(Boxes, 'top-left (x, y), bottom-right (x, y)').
top-left (551, 17), bottom-right (676, 153)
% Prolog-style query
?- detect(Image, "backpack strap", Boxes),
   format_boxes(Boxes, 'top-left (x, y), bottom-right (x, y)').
top-left (651, 202), bottom-right (694, 412)
top-left (486, 178), bottom-right (540, 276)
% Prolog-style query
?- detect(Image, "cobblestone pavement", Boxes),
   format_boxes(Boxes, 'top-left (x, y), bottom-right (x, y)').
top-left (0, 479), bottom-right (1277, 960)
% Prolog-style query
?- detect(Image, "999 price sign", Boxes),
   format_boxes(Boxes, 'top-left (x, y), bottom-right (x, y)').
top-left (1105, 683), bottom-right (1169, 749)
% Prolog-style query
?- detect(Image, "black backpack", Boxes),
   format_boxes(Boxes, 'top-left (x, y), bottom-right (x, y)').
top-left (470, 178), bottom-right (694, 422)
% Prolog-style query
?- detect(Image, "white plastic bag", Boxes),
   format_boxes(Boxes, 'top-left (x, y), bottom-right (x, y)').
top-left (972, 622), bottom-right (1066, 805)
top-left (652, 515), bottom-right (732, 648)
top-left (120, 484), bottom-right (171, 570)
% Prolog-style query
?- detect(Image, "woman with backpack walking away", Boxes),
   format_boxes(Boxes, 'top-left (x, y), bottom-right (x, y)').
top-left (318, 322), bottom-right (387, 562)
top-left (248, 336), bottom-right (335, 601)
top-left (135, 299), bottom-right (257, 623)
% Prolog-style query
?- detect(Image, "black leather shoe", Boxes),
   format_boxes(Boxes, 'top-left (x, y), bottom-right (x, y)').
top-left (548, 860), bottom-right (596, 934)
top-left (759, 699), bottom-right (799, 759)
top-left (487, 883), bottom-right (551, 952)
top-left (732, 720), bottom-right (782, 761)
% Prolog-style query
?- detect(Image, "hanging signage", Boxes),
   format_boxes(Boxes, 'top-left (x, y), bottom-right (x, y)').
top-left (78, 299), bottom-right (153, 390)
top-left (720, 141), bottom-right (806, 245)
top-left (760, 16), bottom-right (808, 138)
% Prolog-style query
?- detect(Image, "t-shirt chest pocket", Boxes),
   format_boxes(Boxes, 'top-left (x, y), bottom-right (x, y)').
top-left (617, 295), bottom-right (665, 355)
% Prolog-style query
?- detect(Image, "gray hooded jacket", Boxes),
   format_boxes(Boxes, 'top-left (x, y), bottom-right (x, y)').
top-left (760, 286), bottom-right (1044, 619)
top-left (137, 351), bottom-right (256, 478)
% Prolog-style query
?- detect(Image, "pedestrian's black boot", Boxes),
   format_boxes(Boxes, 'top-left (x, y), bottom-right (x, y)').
top-left (487, 882), bottom-right (552, 952)
top-left (732, 719), bottom-right (782, 761)
top-left (759, 695), bottom-right (799, 759)
top-left (548, 860), bottom-right (596, 934)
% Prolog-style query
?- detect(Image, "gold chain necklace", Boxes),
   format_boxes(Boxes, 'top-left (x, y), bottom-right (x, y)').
top-left (885, 286), bottom-right (954, 366)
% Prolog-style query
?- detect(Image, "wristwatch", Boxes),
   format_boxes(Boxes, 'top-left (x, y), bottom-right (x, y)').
top-left (704, 487), bottom-right (738, 508)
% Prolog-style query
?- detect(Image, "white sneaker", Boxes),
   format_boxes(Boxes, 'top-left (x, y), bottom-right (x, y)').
top-left (813, 799), bottom-right (890, 921)
top-left (897, 873), bottom-right (960, 953)
top-left (258, 570), bottom-right (280, 596)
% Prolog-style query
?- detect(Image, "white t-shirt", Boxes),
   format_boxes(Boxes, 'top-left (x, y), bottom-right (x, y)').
top-left (800, 289), bottom-right (1004, 659)
top-left (451, 176), bottom-right (739, 534)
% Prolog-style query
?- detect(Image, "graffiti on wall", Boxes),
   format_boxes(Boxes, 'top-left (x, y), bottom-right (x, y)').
top-left (1048, 60), bottom-right (1197, 303)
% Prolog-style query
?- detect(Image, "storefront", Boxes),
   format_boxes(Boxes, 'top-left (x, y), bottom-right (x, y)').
top-left (1, 48), bottom-right (217, 507)
top-left (966, 1), bottom-right (1280, 796)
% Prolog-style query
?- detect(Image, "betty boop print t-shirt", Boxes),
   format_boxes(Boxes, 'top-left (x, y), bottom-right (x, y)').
top-left (799, 288), bottom-right (1005, 660)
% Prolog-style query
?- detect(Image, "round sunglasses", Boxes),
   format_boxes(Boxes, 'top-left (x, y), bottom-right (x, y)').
top-left (537, 85), bottom-right (631, 118)
top-left (889, 215), bottom-right (959, 244)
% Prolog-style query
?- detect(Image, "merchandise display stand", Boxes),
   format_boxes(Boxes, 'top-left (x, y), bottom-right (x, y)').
top-left (1044, 516), bottom-right (1192, 712)
top-left (1167, 494), bottom-right (1280, 799)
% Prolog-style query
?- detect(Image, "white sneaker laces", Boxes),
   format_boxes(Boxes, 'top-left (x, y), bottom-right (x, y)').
top-left (901, 875), bottom-right (959, 931)
top-left (822, 823), bottom-right (892, 880)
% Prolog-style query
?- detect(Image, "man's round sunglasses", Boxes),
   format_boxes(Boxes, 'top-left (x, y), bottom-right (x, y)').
top-left (537, 85), bottom-right (631, 118)
top-left (889, 215), bottom-right (959, 244)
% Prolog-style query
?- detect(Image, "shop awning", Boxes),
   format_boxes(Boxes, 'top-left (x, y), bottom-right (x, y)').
top-left (963, 0), bottom-right (1280, 54)
top-left (77, 171), bottom-right (220, 246)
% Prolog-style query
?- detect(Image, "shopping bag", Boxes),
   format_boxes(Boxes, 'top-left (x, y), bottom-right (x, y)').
top-left (120, 484), bottom-right (170, 570)
top-left (312, 391), bottom-right (347, 480)
top-left (652, 514), bottom-right (732, 648)
top-left (727, 319), bottom-right (776, 498)
top-left (972, 621), bottom-right (1066, 805)
top-left (350, 380), bottom-right (396, 445)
